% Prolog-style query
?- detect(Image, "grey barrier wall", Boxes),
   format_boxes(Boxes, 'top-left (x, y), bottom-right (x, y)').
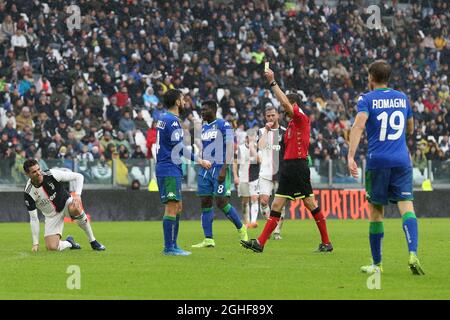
top-left (1, 189), bottom-right (449, 222)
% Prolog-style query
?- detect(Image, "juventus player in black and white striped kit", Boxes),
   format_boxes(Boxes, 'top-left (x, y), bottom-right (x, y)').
top-left (233, 130), bottom-right (260, 227)
top-left (23, 159), bottom-right (105, 252)
top-left (258, 105), bottom-right (286, 239)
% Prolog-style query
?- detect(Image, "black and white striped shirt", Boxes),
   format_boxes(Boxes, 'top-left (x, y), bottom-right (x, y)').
top-left (24, 169), bottom-right (84, 217)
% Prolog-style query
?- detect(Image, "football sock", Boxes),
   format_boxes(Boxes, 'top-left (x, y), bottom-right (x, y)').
top-left (242, 202), bottom-right (250, 224)
top-left (261, 204), bottom-right (270, 219)
top-left (174, 214), bottom-right (180, 248)
top-left (222, 203), bottom-right (243, 229)
top-left (258, 210), bottom-right (281, 246)
top-left (73, 211), bottom-right (95, 242)
top-left (250, 200), bottom-right (259, 223)
top-left (311, 207), bottom-right (330, 244)
top-left (57, 240), bottom-right (72, 251)
top-left (274, 208), bottom-right (285, 234)
top-left (163, 215), bottom-right (176, 250)
top-left (201, 207), bottom-right (214, 238)
top-left (402, 211), bottom-right (418, 254)
top-left (369, 221), bottom-right (384, 265)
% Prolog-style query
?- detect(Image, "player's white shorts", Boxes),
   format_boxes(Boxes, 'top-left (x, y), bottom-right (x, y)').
top-left (44, 197), bottom-right (74, 237)
top-left (238, 181), bottom-right (259, 197)
top-left (259, 178), bottom-right (279, 196)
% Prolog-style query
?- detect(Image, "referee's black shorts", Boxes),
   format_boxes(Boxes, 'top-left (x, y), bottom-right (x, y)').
top-left (275, 159), bottom-right (314, 200)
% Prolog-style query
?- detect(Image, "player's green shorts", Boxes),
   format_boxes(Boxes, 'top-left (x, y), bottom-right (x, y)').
top-left (156, 176), bottom-right (182, 203)
top-left (365, 166), bottom-right (414, 205)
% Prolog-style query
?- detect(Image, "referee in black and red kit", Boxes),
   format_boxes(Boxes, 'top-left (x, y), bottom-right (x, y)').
top-left (241, 67), bottom-right (333, 253)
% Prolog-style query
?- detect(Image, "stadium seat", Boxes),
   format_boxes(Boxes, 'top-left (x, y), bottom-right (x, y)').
top-left (130, 166), bottom-right (147, 186)
top-left (134, 131), bottom-right (147, 154)
top-left (216, 88), bottom-right (225, 102)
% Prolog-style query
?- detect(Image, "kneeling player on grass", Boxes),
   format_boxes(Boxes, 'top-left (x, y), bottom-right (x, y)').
top-left (348, 60), bottom-right (424, 275)
top-left (192, 100), bottom-right (248, 248)
top-left (23, 159), bottom-right (105, 252)
top-left (241, 68), bottom-right (332, 253)
top-left (156, 89), bottom-right (212, 256)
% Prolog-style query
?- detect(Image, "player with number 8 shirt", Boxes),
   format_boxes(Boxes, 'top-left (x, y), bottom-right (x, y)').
top-left (192, 100), bottom-right (248, 248)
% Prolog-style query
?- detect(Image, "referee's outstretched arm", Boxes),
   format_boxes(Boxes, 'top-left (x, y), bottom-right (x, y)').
top-left (264, 68), bottom-right (294, 117)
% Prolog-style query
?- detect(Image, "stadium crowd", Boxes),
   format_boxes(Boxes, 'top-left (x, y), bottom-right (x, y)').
top-left (0, 0), bottom-right (449, 184)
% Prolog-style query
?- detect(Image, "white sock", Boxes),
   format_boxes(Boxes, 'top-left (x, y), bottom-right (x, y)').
top-left (261, 204), bottom-right (270, 219)
top-left (74, 211), bottom-right (96, 242)
top-left (274, 207), bottom-right (286, 233)
top-left (58, 240), bottom-right (72, 251)
top-left (250, 201), bottom-right (259, 223)
top-left (242, 202), bottom-right (250, 224)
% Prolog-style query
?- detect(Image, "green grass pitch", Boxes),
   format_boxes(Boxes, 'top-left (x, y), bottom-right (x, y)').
top-left (1, 218), bottom-right (449, 300)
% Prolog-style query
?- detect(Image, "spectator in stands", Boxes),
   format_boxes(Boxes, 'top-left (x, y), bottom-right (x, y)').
top-left (143, 86), bottom-right (159, 109)
top-left (151, 102), bottom-right (167, 123)
top-left (134, 109), bottom-right (149, 132)
top-left (146, 121), bottom-right (157, 159)
top-left (72, 120), bottom-right (86, 141)
top-left (11, 29), bottom-right (27, 60)
top-left (130, 179), bottom-right (141, 190)
top-left (15, 106), bottom-right (34, 132)
top-left (116, 131), bottom-right (132, 154)
top-left (0, 0), bottom-right (446, 188)
top-left (119, 109), bottom-right (136, 145)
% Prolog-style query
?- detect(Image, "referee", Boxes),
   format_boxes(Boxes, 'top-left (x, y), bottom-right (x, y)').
top-left (241, 68), bottom-right (333, 253)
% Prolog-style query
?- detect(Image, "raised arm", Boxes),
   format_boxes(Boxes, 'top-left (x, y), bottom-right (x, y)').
top-left (248, 134), bottom-right (259, 164)
top-left (264, 69), bottom-right (294, 117)
top-left (258, 127), bottom-right (269, 150)
top-left (50, 169), bottom-right (84, 195)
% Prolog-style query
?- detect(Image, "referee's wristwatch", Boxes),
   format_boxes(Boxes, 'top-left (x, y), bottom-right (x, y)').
top-left (270, 80), bottom-right (277, 87)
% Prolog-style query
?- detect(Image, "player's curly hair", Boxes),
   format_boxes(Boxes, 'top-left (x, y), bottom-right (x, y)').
top-left (163, 89), bottom-right (183, 109)
top-left (201, 100), bottom-right (218, 111)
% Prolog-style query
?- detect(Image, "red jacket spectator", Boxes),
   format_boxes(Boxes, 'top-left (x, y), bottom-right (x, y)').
top-left (334, 43), bottom-right (350, 57)
top-left (114, 87), bottom-right (130, 108)
top-left (146, 126), bottom-right (157, 158)
top-left (423, 96), bottom-right (440, 113)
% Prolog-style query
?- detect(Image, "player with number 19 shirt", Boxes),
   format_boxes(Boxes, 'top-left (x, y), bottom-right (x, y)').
top-left (348, 60), bottom-right (424, 275)
top-left (357, 89), bottom-right (412, 170)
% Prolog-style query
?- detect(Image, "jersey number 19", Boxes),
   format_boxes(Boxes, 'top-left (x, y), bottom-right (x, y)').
top-left (376, 111), bottom-right (405, 141)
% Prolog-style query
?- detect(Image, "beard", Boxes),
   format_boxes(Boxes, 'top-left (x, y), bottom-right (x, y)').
top-left (178, 105), bottom-right (187, 118)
